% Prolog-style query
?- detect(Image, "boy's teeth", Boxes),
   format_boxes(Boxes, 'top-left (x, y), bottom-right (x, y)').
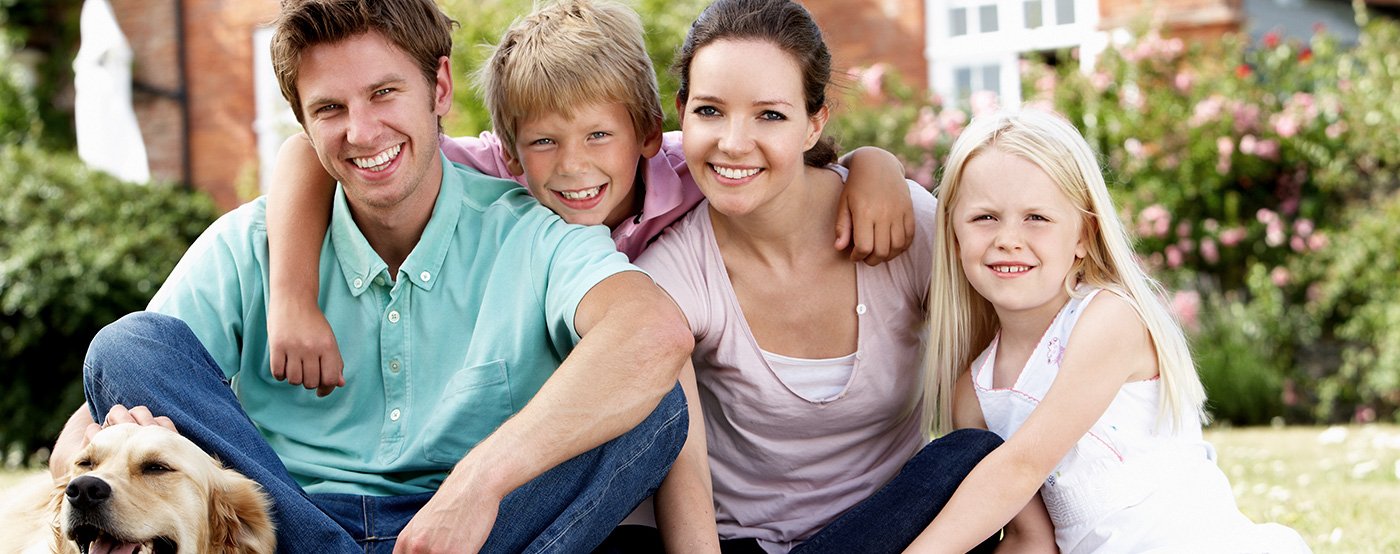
top-left (713, 165), bottom-right (760, 179)
top-left (352, 144), bottom-right (402, 171)
top-left (994, 265), bottom-right (1031, 274)
top-left (560, 186), bottom-right (602, 200)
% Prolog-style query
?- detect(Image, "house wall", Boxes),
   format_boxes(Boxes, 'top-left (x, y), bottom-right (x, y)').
top-left (804, 0), bottom-right (928, 85)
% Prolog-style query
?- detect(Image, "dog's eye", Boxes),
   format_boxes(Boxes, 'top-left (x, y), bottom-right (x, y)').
top-left (141, 462), bottom-right (174, 475)
top-left (74, 458), bottom-right (93, 469)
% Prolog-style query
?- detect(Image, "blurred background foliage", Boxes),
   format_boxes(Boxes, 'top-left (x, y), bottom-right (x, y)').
top-left (1, 0), bottom-right (1398, 457)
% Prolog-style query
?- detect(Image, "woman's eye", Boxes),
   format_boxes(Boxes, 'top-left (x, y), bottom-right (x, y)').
top-left (760, 110), bottom-right (787, 121)
top-left (693, 106), bottom-right (720, 117)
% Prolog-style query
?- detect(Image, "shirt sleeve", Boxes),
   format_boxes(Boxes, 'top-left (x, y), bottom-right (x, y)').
top-left (633, 216), bottom-right (710, 339)
top-left (439, 132), bottom-right (528, 187)
top-left (146, 203), bottom-right (265, 380)
top-left (526, 207), bottom-right (642, 346)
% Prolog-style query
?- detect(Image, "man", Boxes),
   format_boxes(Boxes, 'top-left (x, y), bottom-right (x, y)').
top-left (49, 0), bottom-right (693, 552)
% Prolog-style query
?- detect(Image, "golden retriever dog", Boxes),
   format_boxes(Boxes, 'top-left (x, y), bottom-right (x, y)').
top-left (0, 423), bottom-right (275, 554)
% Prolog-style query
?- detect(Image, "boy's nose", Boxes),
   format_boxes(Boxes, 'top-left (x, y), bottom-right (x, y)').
top-left (559, 146), bottom-right (590, 175)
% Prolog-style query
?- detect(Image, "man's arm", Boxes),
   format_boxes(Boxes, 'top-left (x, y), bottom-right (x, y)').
top-left (394, 270), bottom-right (693, 554)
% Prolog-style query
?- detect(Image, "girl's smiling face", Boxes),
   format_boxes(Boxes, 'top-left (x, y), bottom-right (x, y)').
top-left (678, 39), bottom-right (828, 218)
top-left (952, 148), bottom-right (1088, 322)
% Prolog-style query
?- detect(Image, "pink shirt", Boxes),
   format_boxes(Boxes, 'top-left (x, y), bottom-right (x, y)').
top-left (634, 181), bottom-right (936, 553)
top-left (439, 131), bottom-right (702, 260)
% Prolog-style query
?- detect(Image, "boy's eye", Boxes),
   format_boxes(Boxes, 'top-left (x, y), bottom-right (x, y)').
top-left (588, 131), bottom-right (610, 140)
top-left (692, 105), bottom-right (720, 117)
top-left (529, 138), bottom-right (555, 146)
top-left (760, 110), bottom-right (787, 121)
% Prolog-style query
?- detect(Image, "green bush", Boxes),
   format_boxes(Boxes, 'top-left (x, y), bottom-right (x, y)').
top-left (0, 145), bottom-right (218, 455)
top-left (0, 24), bottom-right (40, 146)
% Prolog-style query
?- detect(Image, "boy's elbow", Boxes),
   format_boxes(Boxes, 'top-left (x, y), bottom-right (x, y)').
top-left (647, 306), bottom-right (694, 384)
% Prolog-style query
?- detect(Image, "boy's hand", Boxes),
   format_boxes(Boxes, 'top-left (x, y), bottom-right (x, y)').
top-left (269, 300), bottom-right (345, 397)
top-left (836, 146), bottom-right (915, 265)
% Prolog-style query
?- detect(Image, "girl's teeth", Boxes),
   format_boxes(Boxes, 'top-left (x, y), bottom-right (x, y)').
top-left (994, 265), bottom-right (1031, 274)
top-left (352, 144), bottom-right (402, 171)
top-left (713, 165), bottom-right (760, 179)
top-left (560, 186), bottom-right (602, 200)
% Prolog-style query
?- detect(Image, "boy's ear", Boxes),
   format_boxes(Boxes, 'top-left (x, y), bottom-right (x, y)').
top-left (503, 147), bottom-right (524, 176)
top-left (641, 123), bottom-right (663, 158)
top-left (675, 96), bottom-right (687, 127)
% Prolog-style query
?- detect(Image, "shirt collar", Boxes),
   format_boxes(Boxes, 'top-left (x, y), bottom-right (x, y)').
top-left (330, 152), bottom-right (462, 295)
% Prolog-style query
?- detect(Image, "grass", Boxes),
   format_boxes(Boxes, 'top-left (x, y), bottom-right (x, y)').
top-left (3, 425), bottom-right (1395, 551)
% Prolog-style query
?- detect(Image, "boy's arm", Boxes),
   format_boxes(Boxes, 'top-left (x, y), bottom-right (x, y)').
top-left (655, 360), bottom-right (720, 553)
top-left (394, 271), bottom-right (693, 554)
top-left (265, 133), bottom-right (344, 396)
top-left (836, 147), bottom-right (915, 266)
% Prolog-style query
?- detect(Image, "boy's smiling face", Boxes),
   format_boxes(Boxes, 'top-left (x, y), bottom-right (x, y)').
top-left (506, 102), bottom-right (662, 228)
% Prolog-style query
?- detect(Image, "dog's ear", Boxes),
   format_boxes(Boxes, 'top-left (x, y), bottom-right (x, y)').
top-left (48, 474), bottom-right (69, 553)
top-left (207, 468), bottom-right (276, 554)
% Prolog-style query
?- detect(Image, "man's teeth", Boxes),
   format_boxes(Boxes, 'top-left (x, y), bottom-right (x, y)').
top-left (993, 265), bottom-right (1031, 274)
top-left (713, 165), bottom-right (760, 179)
top-left (559, 186), bottom-right (602, 200)
top-left (352, 144), bottom-right (401, 171)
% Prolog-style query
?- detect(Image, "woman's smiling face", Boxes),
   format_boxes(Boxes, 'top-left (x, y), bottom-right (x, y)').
top-left (679, 39), bottom-right (827, 218)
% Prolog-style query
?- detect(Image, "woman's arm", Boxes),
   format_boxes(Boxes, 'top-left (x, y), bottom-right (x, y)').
top-left (265, 133), bottom-right (343, 396)
top-left (655, 360), bottom-right (721, 553)
top-left (836, 147), bottom-right (915, 265)
top-left (907, 294), bottom-right (1153, 553)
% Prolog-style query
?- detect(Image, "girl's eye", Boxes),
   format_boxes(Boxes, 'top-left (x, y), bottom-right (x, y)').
top-left (693, 105), bottom-right (720, 117)
top-left (1027, 214), bottom-right (1049, 222)
top-left (971, 214), bottom-right (994, 222)
top-left (760, 110), bottom-right (787, 121)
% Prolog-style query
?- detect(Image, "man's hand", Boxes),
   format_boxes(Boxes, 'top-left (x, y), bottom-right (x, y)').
top-left (52, 404), bottom-right (178, 478)
top-left (393, 473), bottom-right (503, 554)
top-left (268, 299), bottom-right (345, 397)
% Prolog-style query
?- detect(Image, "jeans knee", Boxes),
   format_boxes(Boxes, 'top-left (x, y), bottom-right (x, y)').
top-left (944, 428), bottom-right (1003, 456)
top-left (85, 311), bottom-right (199, 382)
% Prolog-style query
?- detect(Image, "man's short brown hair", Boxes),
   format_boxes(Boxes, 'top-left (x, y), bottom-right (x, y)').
top-left (475, 0), bottom-right (663, 157)
top-left (271, 0), bottom-right (457, 124)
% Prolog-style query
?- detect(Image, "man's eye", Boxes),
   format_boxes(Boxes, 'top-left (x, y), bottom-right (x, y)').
top-left (314, 104), bottom-right (341, 115)
top-left (374, 88), bottom-right (394, 96)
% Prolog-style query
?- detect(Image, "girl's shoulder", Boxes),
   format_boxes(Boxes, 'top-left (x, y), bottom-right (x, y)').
top-left (1065, 288), bottom-right (1157, 380)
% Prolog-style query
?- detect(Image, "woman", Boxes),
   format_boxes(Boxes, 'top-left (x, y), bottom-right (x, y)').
top-left (633, 1), bottom-right (1054, 552)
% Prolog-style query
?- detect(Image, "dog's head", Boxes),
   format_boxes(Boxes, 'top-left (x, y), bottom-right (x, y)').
top-left (57, 423), bottom-right (275, 554)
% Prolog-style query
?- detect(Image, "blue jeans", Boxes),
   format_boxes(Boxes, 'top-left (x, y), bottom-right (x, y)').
top-left (83, 312), bottom-right (688, 554)
top-left (790, 428), bottom-right (1004, 554)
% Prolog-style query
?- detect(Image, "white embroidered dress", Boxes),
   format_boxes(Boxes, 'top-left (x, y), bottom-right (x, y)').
top-left (972, 287), bottom-right (1310, 553)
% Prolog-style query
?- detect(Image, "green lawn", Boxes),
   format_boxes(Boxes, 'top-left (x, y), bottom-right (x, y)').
top-left (4, 425), bottom-right (1395, 551)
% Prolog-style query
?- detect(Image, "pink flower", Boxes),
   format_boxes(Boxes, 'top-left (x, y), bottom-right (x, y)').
top-left (1176, 220), bottom-right (1193, 239)
top-left (1232, 103), bottom-right (1261, 133)
top-left (1263, 31), bottom-right (1280, 49)
top-left (1240, 134), bottom-right (1259, 155)
top-left (1192, 96), bottom-right (1225, 127)
top-left (857, 63), bottom-right (888, 101)
top-left (1165, 245), bottom-right (1184, 268)
top-left (1200, 238), bottom-right (1219, 263)
top-left (1204, 218), bottom-right (1220, 232)
top-left (1273, 113), bottom-right (1300, 138)
top-left (939, 108), bottom-right (968, 136)
top-left (1171, 290), bottom-right (1202, 332)
top-left (1035, 73), bottom-right (1057, 94)
top-left (1266, 219), bottom-right (1286, 246)
top-left (1291, 235), bottom-right (1307, 252)
top-left (1120, 84), bottom-right (1144, 110)
top-left (970, 90), bottom-right (1000, 117)
top-left (1356, 406), bottom-right (1377, 424)
top-left (904, 107), bottom-right (940, 149)
top-left (1220, 227), bottom-right (1247, 247)
top-left (1138, 204), bottom-right (1171, 238)
top-left (1271, 266), bottom-right (1291, 287)
top-left (1125, 138), bottom-right (1145, 160)
top-left (1293, 218), bottom-right (1314, 237)
top-left (1326, 122), bottom-right (1347, 139)
top-left (1090, 71), bottom-right (1112, 92)
top-left (1254, 139), bottom-right (1280, 161)
top-left (1256, 208), bottom-right (1277, 224)
top-left (1308, 233), bottom-right (1329, 251)
top-left (1174, 71), bottom-right (1195, 92)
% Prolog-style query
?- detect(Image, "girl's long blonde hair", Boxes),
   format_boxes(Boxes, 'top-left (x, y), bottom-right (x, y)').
top-left (926, 108), bottom-right (1206, 435)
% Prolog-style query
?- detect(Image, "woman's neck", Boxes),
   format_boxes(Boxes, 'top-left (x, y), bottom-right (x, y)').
top-left (709, 165), bottom-right (843, 268)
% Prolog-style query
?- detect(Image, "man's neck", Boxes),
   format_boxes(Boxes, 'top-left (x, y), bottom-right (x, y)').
top-left (348, 166), bottom-right (443, 277)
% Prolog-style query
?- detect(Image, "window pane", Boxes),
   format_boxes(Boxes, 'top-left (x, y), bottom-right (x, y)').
top-left (950, 7), bottom-right (968, 36)
top-left (1023, 0), bottom-right (1043, 28)
top-left (979, 5), bottom-right (999, 33)
top-left (955, 67), bottom-right (973, 101)
top-left (982, 64), bottom-right (1001, 97)
top-left (1056, 0), bottom-right (1075, 24)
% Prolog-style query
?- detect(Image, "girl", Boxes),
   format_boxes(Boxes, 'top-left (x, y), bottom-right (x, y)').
top-left (634, 2), bottom-right (1055, 552)
top-left (910, 108), bottom-right (1310, 553)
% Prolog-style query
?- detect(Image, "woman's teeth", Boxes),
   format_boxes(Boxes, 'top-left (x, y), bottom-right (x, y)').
top-left (713, 165), bottom-right (760, 179)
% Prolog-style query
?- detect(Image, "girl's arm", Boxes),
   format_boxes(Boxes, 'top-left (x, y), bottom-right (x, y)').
top-left (266, 133), bottom-right (343, 396)
top-left (836, 147), bottom-right (915, 265)
top-left (654, 360), bottom-right (721, 553)
top-left (948, 369), bottom-right (1059, 553)
top-left (908, 294), bottom-right (1154, 553)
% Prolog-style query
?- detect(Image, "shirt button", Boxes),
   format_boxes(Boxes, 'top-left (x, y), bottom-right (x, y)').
top-left (374, 276), bottom-right (385, 286)
top-left (389, 408), bottom-right (401, 421)
top-left (389, 360), bottom-right (401, 373)
top-left (420, 271), bottom-right (431, 282)
top-left (856, 304), bottom-right (867, 315)
top-left (353, 277), bottom-right (364, 289)
top-left (388, 310), bottom-right (400, 323)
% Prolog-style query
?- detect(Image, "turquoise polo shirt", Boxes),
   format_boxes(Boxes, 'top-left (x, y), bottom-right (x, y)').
top-left (148, 154), bottom-right (637, 496)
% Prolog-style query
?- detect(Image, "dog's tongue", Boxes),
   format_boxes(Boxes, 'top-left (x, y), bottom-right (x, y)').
top-left (92, 536), bottom-right (140, 554)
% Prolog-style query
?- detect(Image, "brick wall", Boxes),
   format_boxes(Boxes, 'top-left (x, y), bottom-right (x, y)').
top-left (805, 0), bottom-right (929, 86)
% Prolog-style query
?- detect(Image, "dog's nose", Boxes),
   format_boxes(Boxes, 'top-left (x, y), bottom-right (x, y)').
top-left (65, 475), bottom-right (112, 510)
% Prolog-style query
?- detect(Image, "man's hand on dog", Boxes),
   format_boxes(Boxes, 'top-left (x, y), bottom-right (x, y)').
top-left (86, 404), bottom-right (179, 443)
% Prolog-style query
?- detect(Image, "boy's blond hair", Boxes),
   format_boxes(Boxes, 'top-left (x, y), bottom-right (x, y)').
top-left (926, 108), bottom-right (1207, 435)
top-left (475, 0), bottom-right (663, 157)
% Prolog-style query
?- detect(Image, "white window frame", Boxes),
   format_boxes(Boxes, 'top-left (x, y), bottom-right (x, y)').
top-left (925, 0), bottom-right (1104, 108)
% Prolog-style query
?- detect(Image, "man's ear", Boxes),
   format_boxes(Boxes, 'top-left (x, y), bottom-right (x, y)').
top-left (432, 55), bottom-right (453, 117)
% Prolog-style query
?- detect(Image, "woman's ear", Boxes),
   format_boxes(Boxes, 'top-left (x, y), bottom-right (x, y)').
top-left (803, 105), bottom-right (830, 151)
